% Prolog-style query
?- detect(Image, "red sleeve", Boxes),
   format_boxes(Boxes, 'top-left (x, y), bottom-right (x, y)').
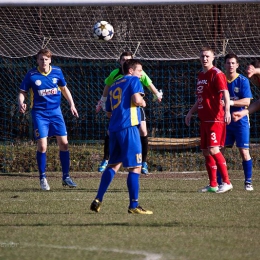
top-left (215, 72), bottom-right (228, 92)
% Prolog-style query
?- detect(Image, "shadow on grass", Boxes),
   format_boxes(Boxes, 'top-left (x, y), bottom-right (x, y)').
top-left (0, 221), bottom-right (181, 227)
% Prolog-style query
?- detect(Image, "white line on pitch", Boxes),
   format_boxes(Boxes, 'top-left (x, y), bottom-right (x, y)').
top-left (22, 243), bottom-right (163, 260)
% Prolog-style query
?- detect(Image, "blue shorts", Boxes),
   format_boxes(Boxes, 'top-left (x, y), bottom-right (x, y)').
top-left (108, 126), bottom-right (142, 168)
top-left (32, 107), bottom-right (67, 140)
top-left (225, 124), bottom-right (250, 149)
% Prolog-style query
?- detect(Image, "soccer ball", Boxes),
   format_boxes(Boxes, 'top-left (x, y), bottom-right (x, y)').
top-left (93, 21), bottom-right (114, 41)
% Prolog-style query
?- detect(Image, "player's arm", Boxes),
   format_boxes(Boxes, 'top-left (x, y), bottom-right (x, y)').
top-left (185, 100), bottom-right (198, 126)
top-left (60, 86), bottom-right (79, 118)
top-left (222, 90), bottom-right (231, 125)
top-left (148, 83), bottom-right (163, 102)
top-left (141, 71), bottom-right (163, 102)
top-left (95, 84), bottom-right (110, 113)
top-left (246, 64), bottom-right (260, 87)
top-left (18, 90), bottom-right (27, 114)
top-left (230, 97), bottom-right (251, 107)
top-left (233, 99), bottom-right (260, 122)
top-left (132, 93), bottom-right (146, 107)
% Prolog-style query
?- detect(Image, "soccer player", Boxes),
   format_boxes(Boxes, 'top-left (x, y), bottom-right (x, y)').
top-left (18, 48), bottom-right (78, 191)
top-left (185, 46), bottom-right (233, 193)
top-left (216, 54), bottom-right (253, 191)
top-left (96, 51), bottom-right (163, 175)
top-left (90, 59), bottom-right (153, 214)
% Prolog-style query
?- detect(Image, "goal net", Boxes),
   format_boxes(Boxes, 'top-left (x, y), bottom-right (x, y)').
top-left (1, 2), bottom-right (260, 173)
top-left (0, 3), bottom-right (260, 59)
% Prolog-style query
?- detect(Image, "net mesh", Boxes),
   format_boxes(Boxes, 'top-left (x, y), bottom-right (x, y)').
top-left (0, 4), bottom-right (260, 59)
top-left (1, 3), bottom-right (260, 172)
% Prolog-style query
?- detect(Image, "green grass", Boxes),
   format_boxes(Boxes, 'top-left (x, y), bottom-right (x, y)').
top-left (0, 171), bottom-right (259, 260)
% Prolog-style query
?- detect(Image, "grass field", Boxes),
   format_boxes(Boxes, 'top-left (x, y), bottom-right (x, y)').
top-left (0, 171), bottom-right (259, 260)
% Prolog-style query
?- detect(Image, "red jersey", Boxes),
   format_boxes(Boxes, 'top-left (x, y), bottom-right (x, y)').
top-left (196, 66), bottom-right (228, 122)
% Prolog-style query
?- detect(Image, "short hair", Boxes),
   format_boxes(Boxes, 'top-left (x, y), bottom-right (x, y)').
top-left (37, 48), bottom-right (52, 59)
top-left (122, 59), bottom-right (142, 75)
top-left (120, 51), bottom-right (133, 61)
top-left (224, 53), bottom-right (239, 63)
top-left (200, 46), bottom-right (215, 55)
top-left (250, 59), bottom-right (260, 68)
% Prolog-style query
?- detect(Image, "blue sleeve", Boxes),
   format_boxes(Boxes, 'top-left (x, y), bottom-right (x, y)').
top-left (131, 77), bottom-right (144, 96)
top-left (241, 78), bottom-right (253, 98)
top-left (57, 68), bottom-right (67, 87)
top-left (19, 73), bottom-right (31, 92)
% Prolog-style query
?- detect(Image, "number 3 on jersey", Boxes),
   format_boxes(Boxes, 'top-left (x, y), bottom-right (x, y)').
top-left (211, 132), bottom-right (218, 143)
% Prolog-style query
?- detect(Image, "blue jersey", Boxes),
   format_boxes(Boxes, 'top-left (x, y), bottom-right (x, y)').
top-left (228, 74), bottom-right (252, 127)
top-left (19, 66), bottom-right (67, 110)
top-left (106, 75), bottom-right (144, 132)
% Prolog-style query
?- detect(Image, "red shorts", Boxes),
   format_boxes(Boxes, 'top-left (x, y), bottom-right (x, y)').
top-left (200, 121), bottom-right (226, 150)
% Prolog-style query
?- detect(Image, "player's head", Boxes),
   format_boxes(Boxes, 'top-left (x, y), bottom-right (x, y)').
top-left (123, 59), bottom-right (143, 78)
top-left (224, 53), bottom-right (239, 74)
top-left (36, 48), bottom-right (52, 73)
top-left (37, 48), bottom-right (52, 59)
top-left (119, 51), bottom-right (134, 66)
top-left (199, 46), bottom-right (215, 70)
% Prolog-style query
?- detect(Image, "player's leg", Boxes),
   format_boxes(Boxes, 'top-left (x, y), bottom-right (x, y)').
top-left (236, 125), bottom-right (253, 190)
top-left (98, 129), bottom-right (110, 172)
top-left (239, 148), bottom-right (253, 191)
top-left (139, 108), bottom-right (149, 174)
top-left (122, 126), bottom-right (153, 214)
top-left (208, 123), bottom-right (232, 193)
top-left (199, 149), bottom-right (218, 192)
top-left (56, 135), bottom-right (77, 188)
top-left (198, 123), bottom-right (218, 192)
top-left (217, 126), bottom-right (235, 185)
top-left (49, 108), bottom-right (76, 187)
top-left (32, 109), bottom-right (50, 191)
top-left (90, 131), bottom-right (121, 212)
top-left (37, 137), bottom-right (50, 191)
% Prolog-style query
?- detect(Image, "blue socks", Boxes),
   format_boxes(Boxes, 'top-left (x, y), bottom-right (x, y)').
top-left (37, 151), bottom-right (46, 180)
top-left (37, 150), bottom-right (72, 180)
top-left (243, 159), bottom-right (253, 184)
top-left (217, 158), bottom-right (253, 185)
top-left (127, 172), bottom-right (140, 209)
top-left (60, 150), bottom-right (70, 180)
top-left (96, 167), bottom-right (116, 201)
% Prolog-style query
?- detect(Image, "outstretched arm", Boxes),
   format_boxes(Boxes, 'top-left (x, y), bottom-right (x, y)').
top-left (246, 64), bottom-right (260, 87)
top-left (232, 99), bottom-right (260, 122)
top-left (96, 84), bottom-right (110, 113)
top-left (148, 83), bottom-right (163, 102)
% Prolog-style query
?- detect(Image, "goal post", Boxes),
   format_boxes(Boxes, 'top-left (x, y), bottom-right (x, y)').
top-left (0, 0), bottom-right (259, 6)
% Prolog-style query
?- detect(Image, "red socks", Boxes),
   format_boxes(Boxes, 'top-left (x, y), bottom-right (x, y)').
top-left (211, 152), bottom-right (230, 184)
top-left (205, 155), bottom-right (217, 187)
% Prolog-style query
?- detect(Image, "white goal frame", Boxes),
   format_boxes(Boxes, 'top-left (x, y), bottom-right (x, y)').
top-left (0, 0), bottom-right (259, 6)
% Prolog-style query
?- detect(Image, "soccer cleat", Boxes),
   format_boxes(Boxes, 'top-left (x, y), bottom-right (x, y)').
top-left (245, 183), bottom-right (254, 191)
top-left (40, 178), bottom-right (50, 191)
top-left (98, 160), bottom-right (108, 173)
top-left (62, 177), bottom-right (77, 188)
top-left (216, 182), bottom-right (233, 193)
top-left (128, 205), bottom-right (153, 214)
top-left (90, 199), bottom-right (102, 212)
top-left (198, 185), bottom-right (218, 193)
top-left (141, 162), bottom-right (149, 174)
